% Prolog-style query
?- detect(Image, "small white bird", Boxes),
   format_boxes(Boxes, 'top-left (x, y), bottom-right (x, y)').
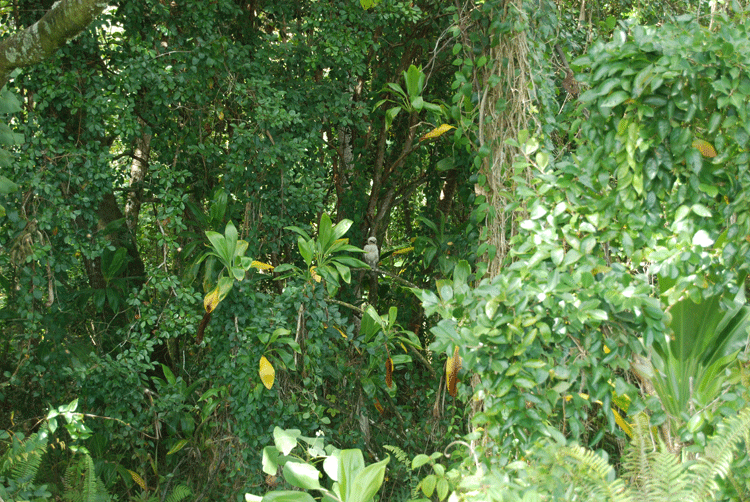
top-left (363, 236), bottom-right (379, 269)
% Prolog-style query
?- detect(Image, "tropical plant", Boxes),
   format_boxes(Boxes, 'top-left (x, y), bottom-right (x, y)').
top-left (631, 274), bottom-right (750, 449)
top-left (276, 213), bottom-right (369, 296)
top-left (245, 427), bottom-right (389, 502)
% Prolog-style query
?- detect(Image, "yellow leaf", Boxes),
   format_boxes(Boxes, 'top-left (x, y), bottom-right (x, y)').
top-left (446, 346), bottom-right (462, 397)
top-left (251, 260), bottom-right (275, 271)
top-left (167, 439), bottom-right (189, 455)
top-left (128, 470), bottom-right (146, 490)
top-left (392, 246), bottom-right (414, 256)
top-left (204, 287), bottom-right (220, 313)
top-left (420, 124), bottom-right (455, 141)
top-left (692, 138), bottom-right (717, 158)
top-left (260, 356), bottom-right (275, 389)
top-left (310, 266), bottom-right (321, 283)
top-left (385, 357), bottom-right (394, 388)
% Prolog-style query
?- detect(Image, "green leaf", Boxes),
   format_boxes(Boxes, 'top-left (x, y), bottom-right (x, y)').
top-left (273, 427), bottom-right (300, 456)
top-left (262, 491), bottom-right (316, 502)
top-left (206, 230), bottom-right (230, 267)
top-left (224, 221), bottom-right (239, 263)
top-left (420, 474), bottom-right (437, 497)
top-left (298, 237), bottom-right (313, 267)
top-left (332, 218), bottom-right (353, 240)
top-left (412, 454), bottom-right (431, 469)
top-left (453, 260), bottom-right (471, 288)
top-left (436, 477), bottom-right (449, 500)
top-left (404, 64), bottom-right (424, 99)
top-left (282, 461), bottom-right (321, 490)
top-left (262, 446), bottom-right (280, 476)
top-left (339, 449), bottom-right (365, 502)
top-left (161, 364), bottom-right (176, 385)
top-left (600, 90), bottom-right (629, 108)
top-left (0, 175), bottom-right (17, 194)
top-left (350, 456), bottom-right (389, 502)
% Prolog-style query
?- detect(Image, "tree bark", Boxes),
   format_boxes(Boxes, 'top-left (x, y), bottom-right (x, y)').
top-left (0, 0), bottom-right (109, 87)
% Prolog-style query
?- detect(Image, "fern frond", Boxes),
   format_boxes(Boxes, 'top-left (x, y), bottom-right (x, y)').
top-left (0, 429), bottom-right (49, 484)
top-left (63, 451), bottom-right (111, 502)
top-left (165, 484), bottom-right (192, 502)
top-left (685, 406), bottom-right (750, 502)
top-left (559, 444), bottom-right (631, 502)
top-left (622, 413), bottom-right (658, 495)
top-left (383, 444), bottom-right (409, 465)
top-left (641, 449), bottom-right (691, 502)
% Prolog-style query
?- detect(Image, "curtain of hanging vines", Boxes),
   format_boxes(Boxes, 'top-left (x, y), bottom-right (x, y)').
top-left (475, 0), bottom-right (535, 277)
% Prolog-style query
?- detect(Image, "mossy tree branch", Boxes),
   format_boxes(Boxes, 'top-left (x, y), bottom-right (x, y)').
top-left (0, 0), bottom-right (109, 88)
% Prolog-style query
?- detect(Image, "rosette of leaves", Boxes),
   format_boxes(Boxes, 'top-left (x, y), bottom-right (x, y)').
top-left (276, 213), bottom-right (369, 296)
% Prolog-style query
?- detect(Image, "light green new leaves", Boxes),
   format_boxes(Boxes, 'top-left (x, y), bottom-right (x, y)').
top-left (250, 428), bottom-right (389, 502)
top-left (279, 213), bottom-right (369, 296)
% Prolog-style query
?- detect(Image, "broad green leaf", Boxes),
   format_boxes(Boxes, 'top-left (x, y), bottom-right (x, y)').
top-left (262, 491), bottom-right (316, 502)
top-left (161, 364), bottom-right (176, 385)
top-left (453, 260), bottom-right (471, 288)
top-left (298, 236), bottom-right (313, 267)
top-left (282, 461), bottom-right (321, 490)
top-left (339, 449), bottom-right (365, 502)
top-left (0, 175), bottom-right (17, 194)
top-left (167, 439), bottom-right (189, 455)
top-left (273, 427), bottom-right (300, 456)
top-left (319, 213), bottom-right (334, 250)
top-left (350, 456), bottom-right (389, 502)
top-left (323, 450), bottom-right (341, 481)
top-left (224, 221), bottom-right (239, 263)
top-left (205, 230), bottom-right (230, 267)
top-left (420, 474), bottom-right (437, 497)
top-left (411, 454), bottom-right (431, 469)
top-left (332, 218), bottom-right (353, 239)
top-left (404, 64), bottom-right (424, 99)
top-left (600, 90), bottom-right (629, 108)
top-left (332, 261), bottom-right (351, 284)
top-left (262, 446), bottom-right (280, 475)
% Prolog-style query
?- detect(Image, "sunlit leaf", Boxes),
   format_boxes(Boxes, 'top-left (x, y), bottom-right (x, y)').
top-left (260, 356), bottom-right (275, 389)
top-left (385, 357), bottom-right (394, 388)
top-left (446, 346), bottom-right (462, 397)
top-left (420, 124), bottom-right (455, 141)
top-left (204, 287), bottom-right (220, 313)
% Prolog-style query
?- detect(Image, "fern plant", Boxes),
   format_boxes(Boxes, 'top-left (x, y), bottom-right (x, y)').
top-left (0, 428), bottom-right (52, 501)
top-left (62, 450), bottom-right (111, 502)
top-left (553, 406), bottom-right (750, 502)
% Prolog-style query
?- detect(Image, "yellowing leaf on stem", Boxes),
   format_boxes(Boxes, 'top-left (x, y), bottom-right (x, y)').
top-left (386, 357), bottom-right (394, 388)
top-left (420, 124), bottom-right (455, 141)
top-left (310, 266), bottom-right (321, 283)
top-left (204, 287), bottom-right (220, 313)
top-left (260, 356), bottom-right (275, 389)
top-left (446, 346), bottom-right (462, 397)
top-left (128, 470), bottom-right (146, 490)
top-left (251, 260), bottom-right (274, 271)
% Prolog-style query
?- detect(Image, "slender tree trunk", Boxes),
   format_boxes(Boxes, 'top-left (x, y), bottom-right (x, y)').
top-left (125, 124), bottom-right (152, 232)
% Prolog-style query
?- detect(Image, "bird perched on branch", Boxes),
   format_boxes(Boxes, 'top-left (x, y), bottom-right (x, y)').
top-left (363, 236), bottom-right (379, 269)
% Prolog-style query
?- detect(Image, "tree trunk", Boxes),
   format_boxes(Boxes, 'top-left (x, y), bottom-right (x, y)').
top-left (125, 124), bottom-right (152, 232)
top-left (476, 0), bottom-right (534, 276)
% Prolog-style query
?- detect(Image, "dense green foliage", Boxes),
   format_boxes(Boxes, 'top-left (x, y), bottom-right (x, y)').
top-left (2, 0), bottom-right (750, 500)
